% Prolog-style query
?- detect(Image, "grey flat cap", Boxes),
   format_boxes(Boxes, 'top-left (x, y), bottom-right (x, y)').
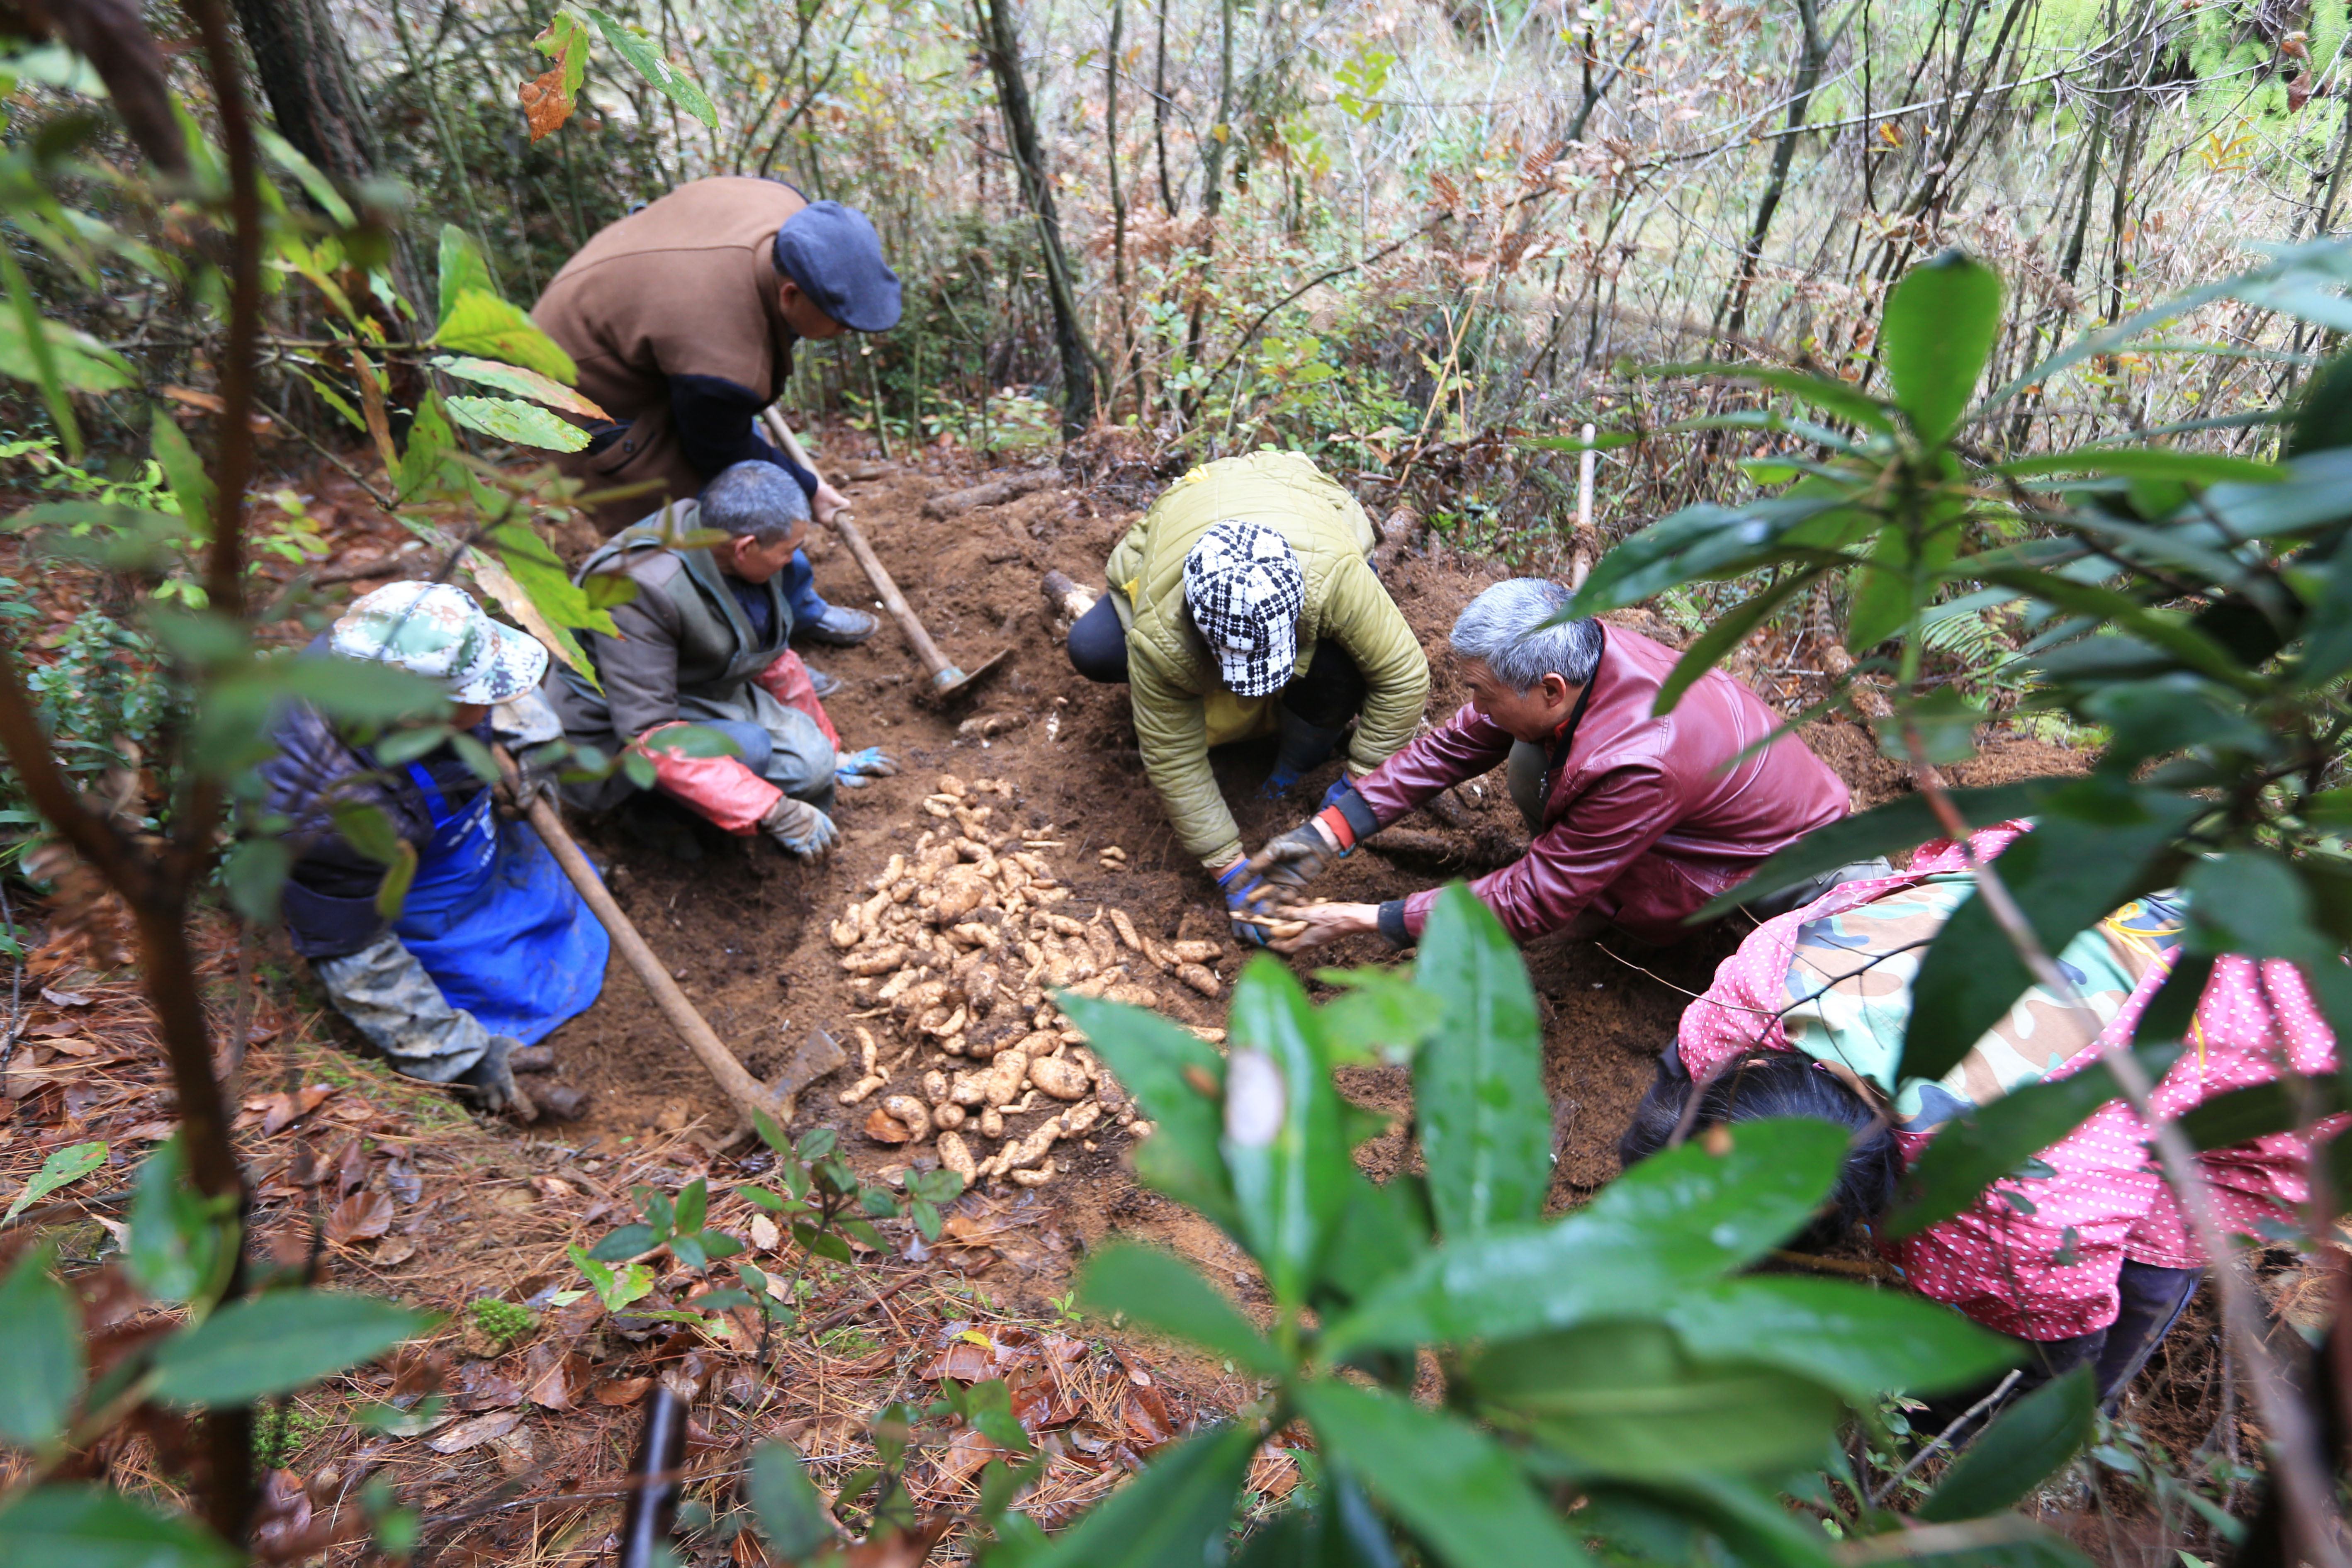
top-left (773, 202), bottom-right (901, 333)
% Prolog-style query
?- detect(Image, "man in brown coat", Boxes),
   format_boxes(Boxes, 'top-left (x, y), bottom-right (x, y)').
top-left (532, 176), bottom-right (900, 654)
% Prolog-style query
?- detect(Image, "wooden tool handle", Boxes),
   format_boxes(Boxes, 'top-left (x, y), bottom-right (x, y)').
top-left (500, 751), bottom-right (792, 1126)
top-left (830, 510), bottom-right (956, 682)
top-left (761, 406), bottom-right (962, 686)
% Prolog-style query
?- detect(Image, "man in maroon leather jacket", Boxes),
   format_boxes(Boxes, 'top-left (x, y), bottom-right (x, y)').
top-left (1248, 578), bottom-right (1850, 950)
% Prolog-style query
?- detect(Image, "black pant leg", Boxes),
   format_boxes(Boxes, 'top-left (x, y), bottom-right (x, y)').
top-left (1066, 593), bottom-right (1130, 683)
top-left (1279, 639), bottom-right (1368, 729)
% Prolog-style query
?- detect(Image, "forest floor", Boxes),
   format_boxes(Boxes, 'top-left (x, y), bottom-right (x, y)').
top-left (0, 432), bottom-right (2281, 1564)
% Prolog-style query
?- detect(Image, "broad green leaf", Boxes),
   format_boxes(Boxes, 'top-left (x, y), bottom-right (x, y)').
top-left (0, 1485), bottom-right (238, 1568)
top-left (4, 1140), bottom-right (107, 1225)
top-left (1655, 568), bottom-right (1823, 715)
top-left (220, 836), bottom-right (290, 925)
top-left (0, 308), bottom-right (136, 393)
top-left (1882, 250), bottom-right (2002, 447)
top-left (1322, 1118), bottom-right (1846, 1358)
top-left (0, 1247), bottom-right (79, 1444)
top-left (1311, 968), bottom-right (1443, 1065)
top-left (2080, 675), bottom-right (2274, 768)
top-left (1057, 995), bottom-right (1238, 1233)
top-left (125, 1138), bottom-right (232, 1306)
top-left (1317, 1170), bottom-right (1433, 1312)
top-left (327, 802), bottom-right (403, 867)
top-left (1411, 887), bottom-right (1548, 1237)
top-left (1916, 1366), bottom-right (2094, 1522)
top-left (747, 1440), bottom-right (832, 1559)
top-left (1295, 1381), bottom-right (1589, 1568)
top-left (1694, 779), bottom-right (2067, 921)
top-left (436, 225), bottom-right (498, 322)
top-left (585, 8), bottom-right (719, 127)
top-left (2184, 851), bottom-right (2335, 965)
top-left (1231, 1472), bottom-right (1401, 1568)
top-left (1223, 958), bottom-right (1354, 1310)
top-left (489, 527), bottom-right (618, 637)
top-left (1569, 489), bottom-right (1860, 616)
top-left (1662, 1277), bottom-right (2016, 1400)
top-left (1019, 1423), bottom-right (1257, 1568)
top-left (1996, 448), bottom-right (2282, 486)
top-left (1982, 566), bottom-right (2261, 691)
top-left (2177, 1078), bottom-right (2346, 1151)
top-left (1462, 1319), bottom-right (1845, 1480)
top-left (431, 289), bottom-right (577, 382)
top-left (148, 414), bottom-right (213, 526)
top-left (1848, 509), bottom-right (1964, 653)
top-left (1078, 1243), bottom-right (1283, 1376)
top-left (1600, 1473), bottom-right (1841, 1568)
top-left (445, 395), bottom-right (592, 452)
top-left (1900, 788), bottom-right (2200, 1082)
top-left (1642, 362), bottom-right (1897, 434)
top-left (431, 355), bottom-right (607, 419)
top-left (396, 389), bottom-right (460, 502)
top-left (590, 1223), bottom-right (658, 1262)
top-left (1885, 1050), bottom-right (2178, 1239)
top-left (372, 841), bottom-right (417, 922)
top-left (152, 1291), bottom-right (431, 1406)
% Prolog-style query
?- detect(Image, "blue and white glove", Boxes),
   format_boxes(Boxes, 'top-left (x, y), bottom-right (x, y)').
top-left (835, 746), bottom-right (902, 790)
top-left (761, 796), bottom-right (840, 860)
top-left (1218, 860), bottom-right (1272, 948)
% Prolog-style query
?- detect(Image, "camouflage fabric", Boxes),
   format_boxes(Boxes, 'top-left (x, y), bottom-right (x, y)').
top-left (1778, 874), bottom-right (2187, 1130)
top-left (330, 582), bottom-right (548, 705)
top-left (311, 930), bottom-right (494, 1082)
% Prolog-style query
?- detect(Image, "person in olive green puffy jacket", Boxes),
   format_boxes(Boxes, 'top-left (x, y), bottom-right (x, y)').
top-left (1061, 450), bottom-right (1429, 942)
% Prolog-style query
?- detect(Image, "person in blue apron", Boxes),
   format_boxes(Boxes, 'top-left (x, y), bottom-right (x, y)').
top-left (259, 582), bottom-right (608, 1121)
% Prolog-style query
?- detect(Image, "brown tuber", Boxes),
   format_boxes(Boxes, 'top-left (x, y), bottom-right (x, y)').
top-left (937, 1130), bottom-right (978, 1184)
top-left (880, 1095), bottom-right (934, 1142)
top-left (1175, 963), bottom-right (1221, 997)
top-left (865, 1105), bottom-right (914, 1143)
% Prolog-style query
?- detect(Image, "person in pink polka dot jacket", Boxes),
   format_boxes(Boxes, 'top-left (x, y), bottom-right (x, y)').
top-left (1619, 819), bottom-right (2342, 1412)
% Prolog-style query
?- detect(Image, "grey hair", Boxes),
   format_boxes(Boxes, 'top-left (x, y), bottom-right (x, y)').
top-left (1448, 579), bottom-right (1603, 691)
top-left (700, 460), bottom-right (811, 545)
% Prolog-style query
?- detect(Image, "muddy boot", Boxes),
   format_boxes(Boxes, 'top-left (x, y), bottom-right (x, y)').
top-left (533, 1082), bottom-right (592, 1121)
top-left (509, 1045), bottom-right (559, 1074)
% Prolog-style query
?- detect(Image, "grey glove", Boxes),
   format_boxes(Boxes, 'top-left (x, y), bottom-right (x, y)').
top-left (1251, 816), bottom-right (1346, 893)
top-left (456, 1035), bottom-right (538, 1121)
top-left (761, 795), bottom-right (840, 860)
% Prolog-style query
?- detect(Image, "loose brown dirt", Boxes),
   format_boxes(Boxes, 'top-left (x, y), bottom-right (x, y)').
top-left (535, 443), bottom-right (2099, 1305)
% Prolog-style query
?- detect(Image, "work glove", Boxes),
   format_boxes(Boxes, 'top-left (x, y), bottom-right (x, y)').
top-left (761, 795), bottom-right (840, 860)
top-left (1250, 778), bottom-right (1366, 892)
top-left (834, 746), bottom-right (902, 790)
top-left (456, 1035), bottom-right (537, 1121)
top-left (1217, 860), bottom-right (1273, 948)
top-left (1253, 818), bottom-right (1347, 893)
top-left (494, 744), bottom-right (563, 821)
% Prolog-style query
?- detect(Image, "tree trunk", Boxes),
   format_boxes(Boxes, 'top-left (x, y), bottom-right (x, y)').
top-left (1153, 0), bottom-right (1177, 213)
top-left (975, 0), bottom-right (1102, 435)
top-left (233, 0), bottom-right (438, 326)
top-left (1717, 0), bottom-right (1826, 345)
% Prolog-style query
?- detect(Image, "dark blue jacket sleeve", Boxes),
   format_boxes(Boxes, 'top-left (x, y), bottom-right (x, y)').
top-left (669, 372), bottom-right (818, 497)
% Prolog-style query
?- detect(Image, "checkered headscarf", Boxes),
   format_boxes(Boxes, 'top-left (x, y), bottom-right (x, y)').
top-left (1183, 520), bottom-right (1306, 698)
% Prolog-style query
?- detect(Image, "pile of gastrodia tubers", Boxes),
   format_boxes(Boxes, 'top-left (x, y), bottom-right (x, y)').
top-left (830, 773), bottom-right (1228, 1191)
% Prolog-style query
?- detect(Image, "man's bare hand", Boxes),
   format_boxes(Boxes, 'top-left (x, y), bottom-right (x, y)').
top-left (812, 480), bottom-right (850, 528)
top-left (1266, 901), bottom-right (1381, 955)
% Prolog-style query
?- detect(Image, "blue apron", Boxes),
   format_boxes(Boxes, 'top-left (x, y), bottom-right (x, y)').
top-left (392, 765), bottom-right (609, 1044)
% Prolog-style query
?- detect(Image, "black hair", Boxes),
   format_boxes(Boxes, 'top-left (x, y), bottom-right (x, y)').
top-left (1618, 1047), bottom-right (1902, 1249)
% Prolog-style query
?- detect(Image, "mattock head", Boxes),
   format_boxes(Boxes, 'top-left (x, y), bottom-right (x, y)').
top-left (923, 647), bottom-right (1014, 706)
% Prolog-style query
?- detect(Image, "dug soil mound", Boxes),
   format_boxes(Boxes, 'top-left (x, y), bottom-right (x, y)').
top-left (539, 445), bottom-right (2092, 1302)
